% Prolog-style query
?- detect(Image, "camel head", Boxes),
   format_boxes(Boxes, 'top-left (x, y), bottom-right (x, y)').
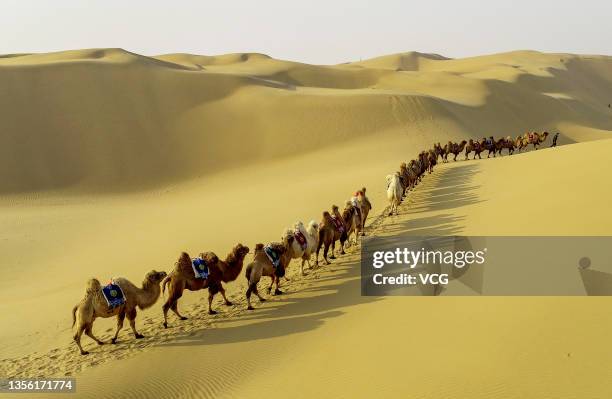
top-left (281, 233), bottom-right (295, 251)
top-left (232, 243), bottom-right (250, 259)
top-left (144, 270), bottom-right (168, 285)
top-left (361, 187), bottom-right (367, 195)
top-left (307, 220), bottom-right (319, 232)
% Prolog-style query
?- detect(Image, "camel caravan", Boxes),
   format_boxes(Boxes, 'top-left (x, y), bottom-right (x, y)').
top-left (71, 188), bottom-right (372, 355)
top-left (71, 130), bottom-right (554, 355)
top-left (386, 131), bottom-right (553, 212)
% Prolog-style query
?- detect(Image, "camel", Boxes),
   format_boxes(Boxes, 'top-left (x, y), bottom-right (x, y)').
top-left (442, 141), bottom-right (452, 162)
top-left (342, 200), bottom-right (362, 246)
top-left (161, 245), bottom-right (249, 327)
top-left (357, 187), bottom-right (372, 231)
top-left (515, 135), bottom-right (527, 152)
top-left (404, 159), bottom-right (420, 191)
top-left (71, 270), bottom-right (167, 355)
top-left (245, 234), bottom-right (295, 310)
top-left (386, 172), bottom-right (403, 216)
top-left (448, 140), bottom-right (468, 161)
top-left (295, 220), bottom-right (319, 275)
top-left (534, 131), bottom-right (550, 149)
top-left (497, 136), bottom-right (516, 155)
top-left (316, 208), bottom-right (347, 265)
top-left (399, 162), bottom-right (410, 195)
top-left (282, 221), bottom-right (319, 276)
top-left (161, 252), bottom-right (219, 326)
top-left (433, 142), bottom-right (444, 161)
top-left (427, 150), bottom-right (437, 173)
top-left (465, 139), bottom-right (484, 160)
top-left (481, 136), bottom-right (498, 158)
top-left (521, 131), bottom-right (549, 150)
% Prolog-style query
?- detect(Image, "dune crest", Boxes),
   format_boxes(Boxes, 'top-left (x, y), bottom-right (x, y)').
top-left (1, 49), bottom-right (611, 194)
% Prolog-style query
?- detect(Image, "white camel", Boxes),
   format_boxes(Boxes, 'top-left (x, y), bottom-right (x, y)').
top-left (386, 172), bottom-right (403, 216)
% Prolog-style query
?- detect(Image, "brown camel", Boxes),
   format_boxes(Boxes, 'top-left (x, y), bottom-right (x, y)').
top-left (448, 140), bottom-right (467, 161)
top-left (465, 139), bottom-right (484, 160)
top-left (71, 270), bottom-right (167, 355)
top-left (426, 150), bottom-right (437, 173)
top-left (496, 136), bottom-right (516, 155)
top-left (161, 245), bottom-right (249, 328)
top-left (399, 162), bottom-right (410, 195)
top-left (433, 142), bottom-right (444, 161)
top-left (343, 200), bottom-right (362, 246)
top-left (481, 136), bottom-right (498, 158)
top-left (316, 208), bottom-right (347, 265)
top-left (358, 187), bottom-right (372, 231)
top-left (245, 234), bottom-right (295, 310)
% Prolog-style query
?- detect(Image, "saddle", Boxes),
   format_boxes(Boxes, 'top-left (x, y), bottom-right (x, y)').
top-left (264, 245), bottom-right (285, 277)
top-left (293, 230), bottom-right (307, 250)
top-left (102, 282), bottom-right (126, 309)
top-left (191, 257), bottom-right (209, 279)
top-left (331, 215), bottom-right (345, 233)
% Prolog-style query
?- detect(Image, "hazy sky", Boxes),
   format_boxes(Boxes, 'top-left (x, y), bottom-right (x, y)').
top-left (2, 0), bottom-right (610, 64)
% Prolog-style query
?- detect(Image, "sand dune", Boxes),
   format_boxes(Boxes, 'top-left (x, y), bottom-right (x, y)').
top-left (2, 140), bottom-right (611, 398)
top-left (1, 49), bottom-right (611, 193)
top-left (1, 49), bottom-right (612, 398)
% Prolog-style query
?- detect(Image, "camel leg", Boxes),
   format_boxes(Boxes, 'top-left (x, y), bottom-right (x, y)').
top-left (246, 280), bottom-right (265, 310)
top-left (207, 291), bottom-right (217, 315)
top-left (170, 300), bottom-right (188, 321)
top-left (330, 240), bottom-right (336, 259)
top-left (73, 324), bottom-right (89, 355)
top-left (300, 258), bottom-right (306, 276)
top-left (267, 277), bottom-right (272, 294)
top-left (111, 311), bottom-right (125, 344)
top-left (219, 285), bottom-right (232, 306)
top-left (315, 240), bottom-right (323, 266)
top-left (126, 308), bottom-right (144, 339)
top-left (323, 242), bottom-right (331, 265)
top-left (163, 288), bottom-right (186, 328)
top-left (274, 276), bottom-right (283, 295)
top-left (85, 325), bottom-right (105, 346)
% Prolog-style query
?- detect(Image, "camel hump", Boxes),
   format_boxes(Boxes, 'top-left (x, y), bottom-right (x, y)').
top-left (86, 278), bottom-right (101, 293)
top-left (254, 243), bottom-right (264, 253)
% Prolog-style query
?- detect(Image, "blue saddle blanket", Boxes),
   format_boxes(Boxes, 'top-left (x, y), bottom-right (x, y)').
top-left (191, 257), bottom-right (209, 279)
top-left (264, 245), bottom-right (281, 269)
top-left (102, 283), bottom-right (126, 309)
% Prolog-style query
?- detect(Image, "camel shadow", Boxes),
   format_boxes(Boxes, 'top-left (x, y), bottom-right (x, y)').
top-left (383, 162), bottom-right (483, 236)
top-left (156, 253), bottom-right (381, 347)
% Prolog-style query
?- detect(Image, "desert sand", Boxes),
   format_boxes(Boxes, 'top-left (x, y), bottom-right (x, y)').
top-left (1, 49), bottom-right (611, 398)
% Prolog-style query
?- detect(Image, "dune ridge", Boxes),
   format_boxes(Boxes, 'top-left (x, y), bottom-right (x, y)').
top-left (1, 49), bottom-right (611, 194)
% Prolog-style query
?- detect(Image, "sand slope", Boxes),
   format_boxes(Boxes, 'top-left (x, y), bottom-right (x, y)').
top-left (3, 140), bottom-right (611, 398)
